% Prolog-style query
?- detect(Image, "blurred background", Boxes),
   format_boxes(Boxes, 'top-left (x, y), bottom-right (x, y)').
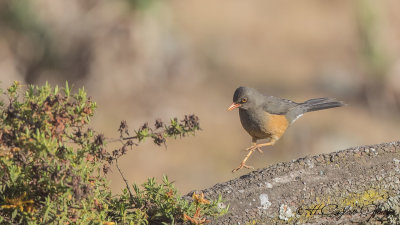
top-left (1, 0), bottom-right (400, 194)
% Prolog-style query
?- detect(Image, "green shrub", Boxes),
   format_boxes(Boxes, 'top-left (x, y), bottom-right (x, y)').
top-left (0, 81), bottom-right (227, 224)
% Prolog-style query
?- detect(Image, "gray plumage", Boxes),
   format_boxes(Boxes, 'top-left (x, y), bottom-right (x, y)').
top-left (232, 86), bottom-right (345, 133)
top-left (230, 86), bottom-right (345, 172)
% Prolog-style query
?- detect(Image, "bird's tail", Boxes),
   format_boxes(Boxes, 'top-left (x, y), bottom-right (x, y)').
top-left (301, 98), bottom-right (345, 112)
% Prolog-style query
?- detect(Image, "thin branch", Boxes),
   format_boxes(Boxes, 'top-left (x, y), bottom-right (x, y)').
top-left (105, 136), bottom-right (139, 143)
top-left (114, 158), bottom-right (134, 201)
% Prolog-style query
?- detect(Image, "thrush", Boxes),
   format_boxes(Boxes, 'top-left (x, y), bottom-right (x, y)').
top-left (228, 86), bottom-right (345, 172)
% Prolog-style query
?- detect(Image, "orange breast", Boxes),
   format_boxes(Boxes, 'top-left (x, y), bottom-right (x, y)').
top-left (265, 113), bottom-right (289, 140)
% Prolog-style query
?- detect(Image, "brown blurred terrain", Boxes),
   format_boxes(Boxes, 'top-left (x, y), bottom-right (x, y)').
top-left (1, 0), bottom-right (400, 193)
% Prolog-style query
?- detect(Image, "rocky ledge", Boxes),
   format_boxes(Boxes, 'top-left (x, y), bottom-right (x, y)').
top-left (193, 141), bottom-right (400, 224)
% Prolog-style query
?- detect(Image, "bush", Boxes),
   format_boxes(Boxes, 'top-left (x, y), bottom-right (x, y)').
top-left (0, 81), bottom-right (227, 224)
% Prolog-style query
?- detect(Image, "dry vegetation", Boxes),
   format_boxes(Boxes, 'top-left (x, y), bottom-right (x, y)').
top-left (0, 82), bottom-right (227, 224)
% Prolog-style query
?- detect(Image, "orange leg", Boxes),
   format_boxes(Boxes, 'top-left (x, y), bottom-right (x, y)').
top-left (246, 141), bottom-right (275, 152)
top-left (232, 138), bottom-right (277, 173)
top-left (245, 142), bottom-right (261, 153)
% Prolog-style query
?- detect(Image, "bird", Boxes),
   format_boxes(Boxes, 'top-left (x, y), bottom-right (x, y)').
top-left (228, 86), bottom-right (345, 172)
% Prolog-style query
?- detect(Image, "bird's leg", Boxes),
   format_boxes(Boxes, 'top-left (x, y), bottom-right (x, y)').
top-left (245, 142), bottom-right (264, 153)
top-left (246, 138), bottom-right (277, 153)
top-left (245, 138), bottom-right (263, 153)
top-left (232, 147), bottom-right (256, 172)
top-left (232, 138), bottom-right (278, 173)
top-left (252, 140), bottom-right (275, 150)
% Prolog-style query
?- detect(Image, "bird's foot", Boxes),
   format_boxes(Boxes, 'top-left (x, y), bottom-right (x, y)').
top-left (233, 144), bottom-right (259, 172)
top-left (232, 162), bottom-right (254, 173)
top-left (245, 145), bottom-right (263, 153)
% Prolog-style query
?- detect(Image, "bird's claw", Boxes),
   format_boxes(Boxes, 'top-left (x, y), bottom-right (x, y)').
top-left (232, 162), bottom-right (254, 173)
top-left (245, 146), bottom-right (263, 153)
top-left (245, 146), bottom-right (253, 151)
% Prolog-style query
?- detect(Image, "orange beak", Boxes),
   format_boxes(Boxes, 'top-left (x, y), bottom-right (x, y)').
top-left (227, 103), bottom-right (241, 111)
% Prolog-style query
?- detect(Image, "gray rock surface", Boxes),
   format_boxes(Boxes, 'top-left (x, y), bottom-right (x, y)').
top-left (195, 141), bottom-right (400, 224)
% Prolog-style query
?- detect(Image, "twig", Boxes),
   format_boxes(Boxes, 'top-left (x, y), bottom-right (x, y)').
top-left (114, 158), bottom-right (134, 201)
top-left (106, 136), bottom-right (139, 143)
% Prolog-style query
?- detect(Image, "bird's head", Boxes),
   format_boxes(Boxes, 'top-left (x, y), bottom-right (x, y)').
top-left (228, 86), bottom-right (259, 111)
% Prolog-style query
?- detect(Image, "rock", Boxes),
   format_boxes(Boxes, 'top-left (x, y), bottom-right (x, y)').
top-left (199, 141), bottom-right (400, 224)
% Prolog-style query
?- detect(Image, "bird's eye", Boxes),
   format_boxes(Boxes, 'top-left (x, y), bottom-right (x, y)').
top-left (241, 98), bottom-right (247, 103)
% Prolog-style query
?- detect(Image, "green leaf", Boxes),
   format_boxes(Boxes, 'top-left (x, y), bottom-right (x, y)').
top-left (54, 85), bottom-right (59, 95)
top-left (43, 197), bottom-right (52, 221)
top-left (11, 208), bottom-right (18, 220)
top-left (64, 81), bottom-right (70, 98)
top-left (9, 165), bottom-right (21, 183)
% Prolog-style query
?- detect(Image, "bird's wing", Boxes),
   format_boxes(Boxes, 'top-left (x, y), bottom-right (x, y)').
top-left (261, 96), bottom-right (299, 115)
